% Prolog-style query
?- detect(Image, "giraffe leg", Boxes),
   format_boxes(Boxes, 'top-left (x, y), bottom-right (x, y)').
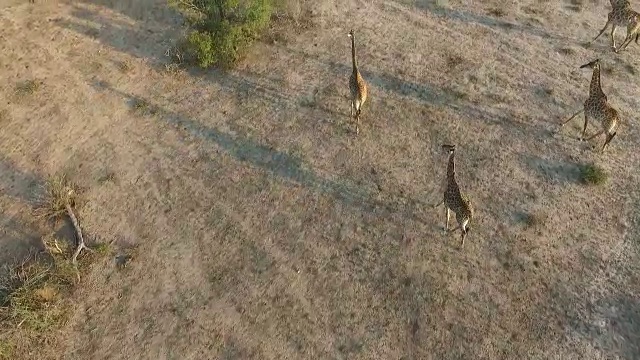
top-left (444, 208), bottom-right (450, 234)
top-left (561, 109), bottom-right (583, 127)
top-left (586, 129), bottom-right (604, 141)
top-left (350, 100), bottom-right (354, 117)
top-left (620, 25), bottom-right (640, 51)
top-left (591, 19), bottom-right (610, 44)
top-left (611, 25), bottom-right (618, 51)
top-left (601, 132), bottom-right (617, 152)
top-left (355, 113), bottom-right (360, 135)
top-left (580, 112), bottom-right (589, 141)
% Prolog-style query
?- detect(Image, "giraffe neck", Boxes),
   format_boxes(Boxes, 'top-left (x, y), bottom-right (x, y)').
top-left (351, 34), bottom-right (358, 73)
top-left (589, 66), bottom-right (605, 99)
top-left (446, 151), bottom-right (456, 186)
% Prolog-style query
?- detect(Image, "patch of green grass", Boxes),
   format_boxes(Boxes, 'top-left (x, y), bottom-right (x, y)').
top-left (0, 340), bottom-right (13, 360)
top-left (14, 80), bottom-right (41, 97)
top-left (580, 163), bottom-right (608, 186)
top-left (0, 243), bottom-right (77, 333)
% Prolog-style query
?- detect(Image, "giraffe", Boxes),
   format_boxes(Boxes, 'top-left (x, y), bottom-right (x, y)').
top-left (348, 29), bottom-right (368, 135)
top-left (590, 0), bottom-right (640, 53)
top-left (433, 144), bottom-right (474, 248)
top-left (560, 59), bottom-right (619, 153)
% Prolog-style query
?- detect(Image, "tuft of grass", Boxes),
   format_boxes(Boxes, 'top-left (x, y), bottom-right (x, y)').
top-left (522, 211), bottom-right (548, 229)
top-left (34, 175), bottom-right (79, 222)
top-left (0, 340), bottom-right (13, 360)
top-left (487, 8), bottom-right (506, 17)
top-left (624, 64), bottom-right (636, 75)
top-left (117, 60), bottom-right (133, 73)
top-left (580, 163), bottom-right (608, 186)
top-left (0, 247), bottom-right (77, 333)
top-left (14, 80), bottom-right (41, 97)
top-left (558, 47), bottom-right (576, 56)
top-left (446, 54), bottom-right (465, 72)
top-left (130, 98), bottom-right (157, 116)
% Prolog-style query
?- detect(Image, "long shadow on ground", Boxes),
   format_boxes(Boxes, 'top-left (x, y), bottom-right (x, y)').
top-left (0, 158), bottom-right (46, 264)
top-left (91, 80), bottom-right (431, 224)
top-left (396, 0), bottom-right (569, 41)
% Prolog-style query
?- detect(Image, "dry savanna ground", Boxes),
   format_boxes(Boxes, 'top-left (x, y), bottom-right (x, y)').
top-left (1, 0), bottom-right (640, 359)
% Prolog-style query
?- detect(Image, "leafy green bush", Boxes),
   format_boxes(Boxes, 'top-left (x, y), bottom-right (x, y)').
top-left (170, 0), bottom-right (274, 68)
top-left (580, 163), bottom-right (608, 186)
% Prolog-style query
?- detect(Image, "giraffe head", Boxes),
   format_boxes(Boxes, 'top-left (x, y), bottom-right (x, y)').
top-left (441, 144), bottom-right (456, 155)
top-left (579, 58), bottom-right (601, 70)
top-left (348, 29), bottom-right (354, 38)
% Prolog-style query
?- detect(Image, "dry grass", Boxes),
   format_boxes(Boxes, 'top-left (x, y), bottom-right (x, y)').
top-left (0, 237), bottom-right (109, 359)
top-left (1, 0), bottom-right (640, 359)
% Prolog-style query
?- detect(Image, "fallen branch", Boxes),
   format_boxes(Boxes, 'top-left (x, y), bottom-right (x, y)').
top-left (65, 202), bottom-right (93, 265)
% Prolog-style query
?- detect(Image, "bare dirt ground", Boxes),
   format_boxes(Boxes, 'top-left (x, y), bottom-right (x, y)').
top-left (1, 0), bottom-right (640, 359)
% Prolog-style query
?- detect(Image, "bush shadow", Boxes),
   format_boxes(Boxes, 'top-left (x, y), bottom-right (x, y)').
top-left (519, 153), bottom-right (584, 185)
top-left (0, 158), bottom-right (46, 265)
top-left (55, 2), bottom-right (182, 66)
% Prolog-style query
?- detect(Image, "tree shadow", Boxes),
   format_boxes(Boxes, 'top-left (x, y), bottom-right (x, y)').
top-left (519, 153), bottom-right (584, 185)
top-left (0, 214), bottom-right (43, 267)
top-left (0, 157), bottom-right (42, 204)
top-left (55, 2), bottom-right (181, 66)
top-left (0, 158), bottom-right (46, 265)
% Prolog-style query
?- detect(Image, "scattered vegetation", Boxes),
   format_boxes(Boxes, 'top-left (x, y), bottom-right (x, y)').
top-left (169, 0), bottom-right (274, 68)
top-left (580, 163), bottom-right (608, 186)
top-left (0, 175), bottom-right (108, 358)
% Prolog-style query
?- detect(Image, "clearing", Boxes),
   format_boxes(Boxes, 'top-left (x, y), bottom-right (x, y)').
top-left (0, 0), bottom-right (639, 359)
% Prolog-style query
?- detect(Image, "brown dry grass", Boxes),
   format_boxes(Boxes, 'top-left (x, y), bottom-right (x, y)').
top-left (1, 0), bottom-right (639, 359)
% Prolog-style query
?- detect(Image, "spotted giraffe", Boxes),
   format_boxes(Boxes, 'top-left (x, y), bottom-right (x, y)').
top-left (561, 59), bottom-right (619, 153)
top-left (348, 29), bottom-right (368, 135)
top-left (433, 144), bottom-right (474, 248)
top-left (590, 0), bottom-right (640, 52)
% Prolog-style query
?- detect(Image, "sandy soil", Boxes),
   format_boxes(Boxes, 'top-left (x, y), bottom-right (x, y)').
top-left (1, 0), bottom-right (639, 359)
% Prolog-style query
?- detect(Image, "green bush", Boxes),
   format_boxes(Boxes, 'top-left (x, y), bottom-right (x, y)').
top-left (580, 163), bottom-right (608, 186)
top-left (170, 0), bottom-right (274, 68)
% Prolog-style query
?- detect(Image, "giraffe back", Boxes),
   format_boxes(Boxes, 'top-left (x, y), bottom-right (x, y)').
top-left (350, 71), bottom-right (367, 103)
top-left (444, 151), bottom-right (474, 222)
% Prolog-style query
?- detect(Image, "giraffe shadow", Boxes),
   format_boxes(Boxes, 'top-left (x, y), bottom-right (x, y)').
top-left (398, 1), bottom-right (567, 41)
top-left (90, 80), bottom-right (435, 225)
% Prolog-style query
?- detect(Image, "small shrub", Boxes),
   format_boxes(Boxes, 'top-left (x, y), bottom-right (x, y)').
top-left (581, 163), bottom-right (607, 185)
top-left (170, 0), bottom-right (274, 68)
top-left (522, 211), bottom-right (547, 229)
